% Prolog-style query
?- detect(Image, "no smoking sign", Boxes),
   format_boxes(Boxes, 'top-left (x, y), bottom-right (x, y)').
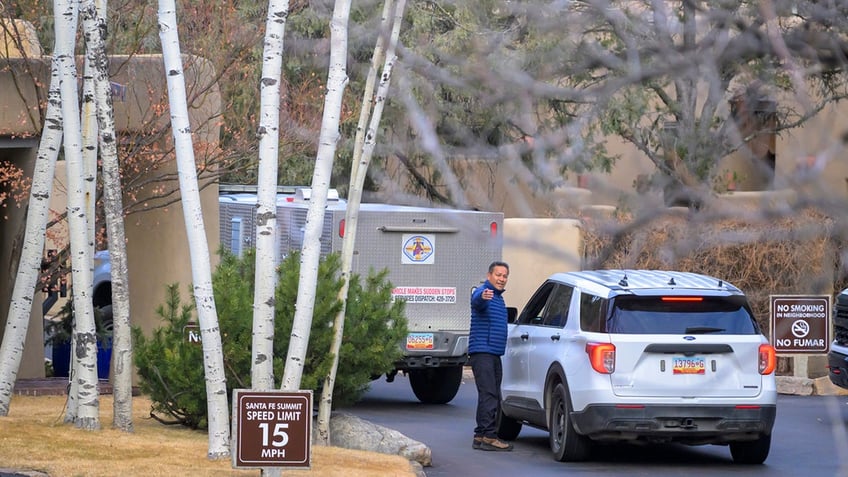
top-left (770, 295), bottom-right (830, 354)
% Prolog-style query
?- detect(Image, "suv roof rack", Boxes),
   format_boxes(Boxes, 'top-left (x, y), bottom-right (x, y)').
top-left (569, 269), bottom-right (738, 292)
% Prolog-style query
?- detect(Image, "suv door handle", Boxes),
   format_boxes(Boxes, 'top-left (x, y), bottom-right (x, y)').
top-left (550, 334), bottom-right (560, 341)
top-left (520, 333), bottom-right (529, 340)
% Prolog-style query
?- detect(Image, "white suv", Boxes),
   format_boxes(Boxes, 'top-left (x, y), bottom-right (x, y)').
top-left (499, 269), bottom-right (777, 464)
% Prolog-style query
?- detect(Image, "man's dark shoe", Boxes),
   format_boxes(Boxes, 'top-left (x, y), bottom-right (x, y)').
top-left (472, 436), bottom-right (483, 449)
top-left (479, 436), bottom-right (513, 451)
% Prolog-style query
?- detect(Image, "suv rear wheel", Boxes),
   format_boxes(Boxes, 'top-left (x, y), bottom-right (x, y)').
top-left (549, 382), bottom-right (591, 462)
top-left (729, 434), bottom-right (771, 464)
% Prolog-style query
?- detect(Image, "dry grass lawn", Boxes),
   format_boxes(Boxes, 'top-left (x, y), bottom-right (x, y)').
top-left (0, 394), bottom-right (417, 477)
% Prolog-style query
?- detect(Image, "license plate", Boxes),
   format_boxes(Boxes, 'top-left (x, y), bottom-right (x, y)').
top-left (406, 333), bottom-right (434, 350)
top-left (672, 356), bottom-right (706, 375)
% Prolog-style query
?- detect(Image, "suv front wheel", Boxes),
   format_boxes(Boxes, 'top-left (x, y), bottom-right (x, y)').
top-left (549, 382), bottom-right (591, 462)
top-left (496, 406), bottom-right (522, 441)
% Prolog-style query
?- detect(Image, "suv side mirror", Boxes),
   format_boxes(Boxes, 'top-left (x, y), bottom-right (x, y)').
top-left (507, 307), bottom-right (518, 324)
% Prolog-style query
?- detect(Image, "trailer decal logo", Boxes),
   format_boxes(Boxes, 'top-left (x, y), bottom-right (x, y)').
top-left (402, 234), bottom-right (434, 264)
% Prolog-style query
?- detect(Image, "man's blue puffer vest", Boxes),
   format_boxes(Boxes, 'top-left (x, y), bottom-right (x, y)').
top-left (468, 280), bottom-right (508, 356)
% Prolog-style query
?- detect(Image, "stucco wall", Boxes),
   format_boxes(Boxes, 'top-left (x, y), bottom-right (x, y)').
top-left (0, 49), bottom-right (222, 378)
top-left (502, 218), bottom-right (582, 312)
top-left (0, 147), bottom-right (43, 378)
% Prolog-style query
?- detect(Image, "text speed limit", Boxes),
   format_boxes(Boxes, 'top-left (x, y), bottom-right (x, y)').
top-left (232, 390), bottom-right (312, 469)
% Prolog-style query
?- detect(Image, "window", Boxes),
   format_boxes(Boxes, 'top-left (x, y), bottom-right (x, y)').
top-left (517, 282), bottom-right (555, 325)
top-left (230, 218), bottom-right (243, 258)
top-left (542, 285), bottom-right (574, 327)
top-left (579, 292), bottom-right (606, 332)
top-left (607, 295), bottom-right (759, 334)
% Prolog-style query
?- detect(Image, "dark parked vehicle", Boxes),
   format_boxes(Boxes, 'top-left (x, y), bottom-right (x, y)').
top-left (827, 289), bottom-right (848, 390)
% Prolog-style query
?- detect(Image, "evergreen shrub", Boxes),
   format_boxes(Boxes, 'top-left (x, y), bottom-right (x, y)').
top-left (133, 250), bottom-right (407, 428)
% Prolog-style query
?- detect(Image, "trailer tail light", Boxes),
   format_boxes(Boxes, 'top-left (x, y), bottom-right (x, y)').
top-left (339, 219), bottom-right (345, 238)
top-left (586, 343), bottom-right (615, 374)
top-left (490, 221), bottom-right (498, 238)
top-left (759, 343), bottom-right (776, 375)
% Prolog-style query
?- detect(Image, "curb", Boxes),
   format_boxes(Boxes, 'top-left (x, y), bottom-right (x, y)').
top-left (0, 469), bottom-right (48, 477)
top-left (777, 375), bottom-right (848, 397)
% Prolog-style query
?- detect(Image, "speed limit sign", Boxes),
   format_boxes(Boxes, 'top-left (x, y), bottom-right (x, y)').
top-left (232, 389), bottom-right (312, 469)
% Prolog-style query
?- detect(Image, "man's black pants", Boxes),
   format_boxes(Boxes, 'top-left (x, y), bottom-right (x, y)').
top-left (470, 352), bottom-right (503, 438)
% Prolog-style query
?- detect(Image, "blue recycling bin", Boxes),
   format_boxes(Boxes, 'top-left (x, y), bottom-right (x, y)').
top-left (52, 341), bottom-right (71, 378)
top-left (51, 338), bottom-right (112, 379)
top-left (97, 338), bottom-right (112, 379)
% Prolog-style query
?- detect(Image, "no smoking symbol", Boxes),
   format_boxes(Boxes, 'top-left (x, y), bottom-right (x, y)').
top-left (791, 320), bottom-right (809, 338)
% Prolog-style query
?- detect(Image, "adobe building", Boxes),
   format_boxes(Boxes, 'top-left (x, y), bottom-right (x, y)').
top-left (0, 20), bottom-right (220, 378)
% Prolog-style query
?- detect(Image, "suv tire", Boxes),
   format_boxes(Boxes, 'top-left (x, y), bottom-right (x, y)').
top-left (549, 382), bottom-right (591, 462)
top-left (496, 406), bottom-right (522, 441)
top-left (729, 434), bottom-right (771, 465)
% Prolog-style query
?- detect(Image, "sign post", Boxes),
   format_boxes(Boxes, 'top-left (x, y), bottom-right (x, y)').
top-left (232, 389), bottom-right (312, 469)
top-left (769, 295), bottom-right (831, 354)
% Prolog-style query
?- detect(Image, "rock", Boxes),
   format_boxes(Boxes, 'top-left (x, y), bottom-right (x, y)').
top-left (316, 412), bottom-right (432, 467)
top-left (776, 376), bottom-right (814, 396)
top-left (813, 376), bottom-right (848, 396)
top-left (0, 469), bottom-right (49, 477)
top-left (409, 460), bottom-right (427, 477)
top-left (778, 375), bottom-right (848, 396)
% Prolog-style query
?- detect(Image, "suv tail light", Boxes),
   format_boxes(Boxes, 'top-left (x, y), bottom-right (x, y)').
top-left (759, 343), bottom-right (776, 375)
top-left (586, 343), bottom-right (615, 374)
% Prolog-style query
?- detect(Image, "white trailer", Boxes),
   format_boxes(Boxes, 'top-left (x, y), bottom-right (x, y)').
top-left (219, 186), bottom-right (504, 403)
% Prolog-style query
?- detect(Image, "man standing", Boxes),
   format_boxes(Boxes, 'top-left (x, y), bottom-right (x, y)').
top-left (469, 260), bottom-right (512, 451)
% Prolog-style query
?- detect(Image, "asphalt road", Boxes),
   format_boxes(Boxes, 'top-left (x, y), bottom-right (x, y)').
top-left (348, 372), bottom-right (848, 477)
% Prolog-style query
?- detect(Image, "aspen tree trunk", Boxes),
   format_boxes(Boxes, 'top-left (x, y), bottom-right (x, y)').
top-left (251, 0), bottom-right (290, 394)
top-left (281, 0), bottom-right (352, 391)
top-left (56, 0), bottom-right (101, 431)
top-left (73, 1), bottom-right (99, 423)
top-left (157, 0), bottom-right (230, 458)
top-left (0, 62), bottom-right (63, 417)
top-left (316, 0), bottom-right (405, 444)
top-left (81, 50), bottom-right (97, 260)
top-left (80, 0), bottom-right (134, 432)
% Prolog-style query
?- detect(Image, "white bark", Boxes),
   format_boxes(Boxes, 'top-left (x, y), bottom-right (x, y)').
top-left (316, 0), bottom-right (404, 444)
top-left (251, 0), bottom-right (290, 393)
top-left (56, 0), bottom-right (100, 431)
top-left (0, 62), bottom-right (63, 417)
top-left (157, 0), bottom-right (230, 458)
top-left (281, 0), bottom-right (352, 391)
top-left (80, 0), bottom-right (134, 433)
top-left (74, 0), bottom-right (99, 427)
top-left (81, 50), bottom-right (97, 260)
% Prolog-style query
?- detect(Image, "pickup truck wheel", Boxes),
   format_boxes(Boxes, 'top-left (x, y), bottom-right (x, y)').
top-left (408, 366), bottom-right (463, 404)
top-left (496, 406), bottom-right (522, 441)
top-left (729, 434), bottom-right (771, 464)
top-left (549, 382), bottom-right (591, 462)
top-left (96, 304), bottom-right (113, 334)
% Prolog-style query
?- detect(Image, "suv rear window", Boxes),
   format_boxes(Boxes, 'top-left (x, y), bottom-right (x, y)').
top-left (607, 295), bottom-right (759, 335)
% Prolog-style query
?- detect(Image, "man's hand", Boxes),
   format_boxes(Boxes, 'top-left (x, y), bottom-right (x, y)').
top-left (483, 289), bottom-right (494, 300)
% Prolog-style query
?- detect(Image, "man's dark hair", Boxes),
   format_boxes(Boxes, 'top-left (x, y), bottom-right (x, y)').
top-left (489, 261), bottom-right (509, 273)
